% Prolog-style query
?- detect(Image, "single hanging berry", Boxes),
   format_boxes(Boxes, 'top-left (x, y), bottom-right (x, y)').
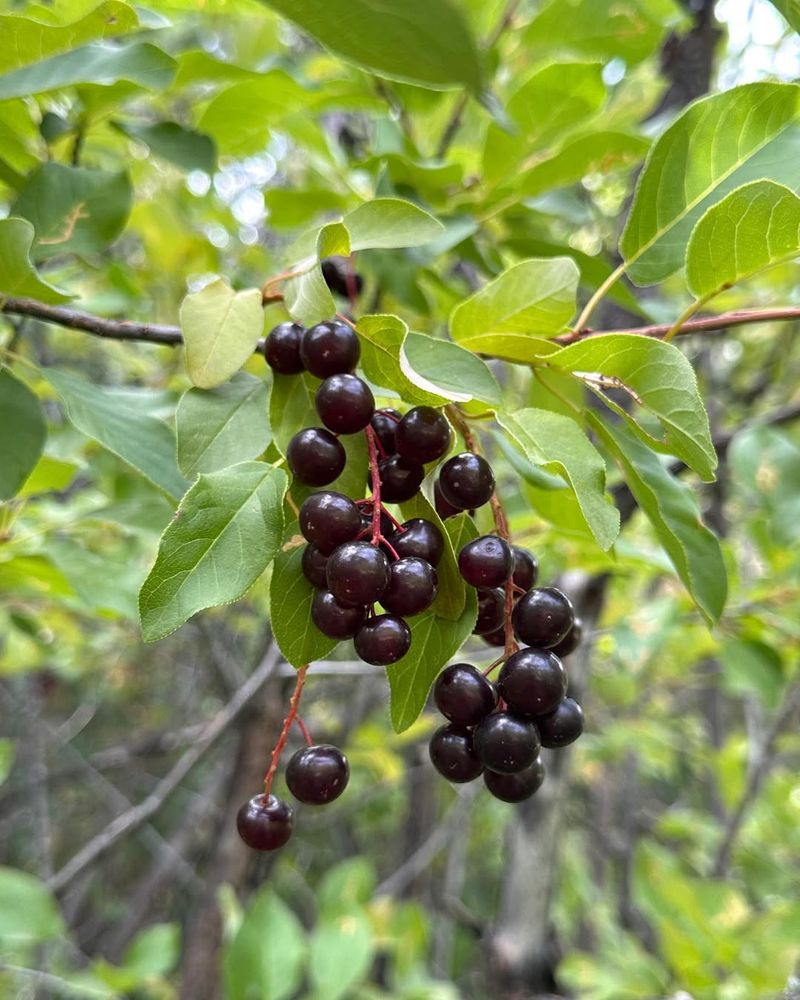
top-left (286, 745), bottom-right (350, 804)
top-left (237, 794), bottom-right (294, 850)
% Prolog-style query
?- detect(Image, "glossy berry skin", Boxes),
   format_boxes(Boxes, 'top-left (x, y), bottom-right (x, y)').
top-left (484, 758), bottom-right (545, 802)
top-left (301, 544), bottom-right (329, 588)
top-left (311, 590), bottom-right (366, 638)
top-left (395, 406), bottom-right (452, 464)
top-left (326, 542), bottom-right (389, 607)
top-left (429, 725), bottom-right (483, 783)
top-left (512, 587), bottom-right (575, 649)
top-left (498, 647), bottom-right (567, 716)
top-left (512, 547), bottom-right (538, 592)
top-left (474, 588), bottom-right (506, 635)
top-left (285, 744), bottom-right (350, 804)
top-left (361, 508), bottom-right (393, 539)
top-left (371, 409), bottom-right (400, 455)
top-left (316, 374), bottom-right (375, 434)
top-left (377, 455), bottom-right (425, 504)
top-left (473, 712), bottom-right (540, 774)
top-left (321, 257), bottom-right (363, 298)
top-left (300, 320), bottom-right (360, 378)
top-left (434, 480), bottom-right (463, 519)
top-left (388, 518), bottom-right (444, 566)
top-left (537, 697), bottom-right (584, 748)
top-left (458, 535), bottom-right (514, 589)
top-left (482, 625), bottom-right (506, 648)
top-left (354, 614), bottom-right (411, 665)
top-left (287, 428), bottom-right (346, 486)
top-left (550, 618), bottom-right (583, 658)
top-left (434, 663), bottom-right (497, 728)
top-left (438, 453), bottom-right (495, 510)
top-left (237, 794), bottom-right (293, 850)
top-left (299, 491), bottom-right (362, 555)
top-left (264, 322), bottom-right (305, 374)
top-left (381, 557), bottom-right (438, 617)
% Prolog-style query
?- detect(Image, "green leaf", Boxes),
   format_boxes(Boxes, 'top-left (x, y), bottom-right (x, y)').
top-left (0, 2), bottom-right (138, 74)
top-left (449, 258), bottom-right (579, 361)
top-left (0, 218), bottom-right (73, 303)
top-left (620, 82), bottom-right (800, 285)
top-left (309, 912), bottom-right (374, 1000)
top-left (516, 132), bottom-right (649, 199)
top-left (0, 41), bottom-right (176, 101)
top-left (403, 333), bottom-right (502, 407)
top-left (44, 369), bottom-right (188, 500)
top-left (767, 0), bottom-right (800, 31)
top-left (180, 279), bottom-right (264, 389)
top-left (591, 416), bottom-right (727, 625)
top-left (0, 368), bottom-right (46, 500)
top-left (546, 334), bottom-right (716, 480)
top-left (257, 0), bottom-right (482, 91)
top-left (176, 373), bottom-right (270, 478)
top-left (283, 262), bottom-right (335, 328)
top-left (346, 198), bottom-right (444, 250)
top-left (113, 120), bottom-right (216, 174)
top-left (139, 463), bottom-right (286, 641)
top-left (496, 408), bottom-right (620, 550)
top-left (399, 492), bottom-right (465, 621)
top-left (386, 514), bottom-right (478, 732)
top-left (0, 739), bottom-right (15, 785)
top-left (223, 889), bottom-right (306, 1000)
top-left (11, 164), bottom-right (132, 260)
top-left (123, 923), bottom-right (180, 979)
top-left (0, 867), bottom-right (64, 943)
top-left (17, 456), bottom-right (79, 497)
top-left (685, 180), bottom-right (800, 299)
top-left (357, 315), bottom-right (458, 406)
top-left (720, 638), bottom-right (784, 709)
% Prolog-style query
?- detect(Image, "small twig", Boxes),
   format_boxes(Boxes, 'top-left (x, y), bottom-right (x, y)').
top-left (263, 665), bottom-right (308, 796)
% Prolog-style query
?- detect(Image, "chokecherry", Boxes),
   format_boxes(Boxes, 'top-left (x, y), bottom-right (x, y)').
top-left (498, 647), bottom-right (567, 716)
top-left (315, 373), bottom-right (375, 434)
top-left (311, 590), bottom-right (366, 638)
top-left (285, 744), bottom-right (349, 804)
top-left (537, 697), bottom-right (584, 748)
top-left (354, 614), bottom-right (411, 665)
top-left (429, 725), bottom-right (484, 783)
top-left (434, 663), bottom-right (497, 728)
top-left (321, 257), bottom-right (363, 298)
top-left (512, 547), bottom-right (538, 592)
top-left (381, 557), bottom-right (438, 617)
top-left (388, 518), bottom-right (444, 566)
top-left (550, 618), bottom-right (583, 658)
top-left (236, 794), bottom-right (293, 850)
top-left (474, 588), bottom-right (506, 635)
top-left (299, 491), bottom-right (362, 555)
top-left (484, 758), bottom-right (545, 802)
top-left (458, 535), bottom-right (514, 589)
top-left (473, 712), bottom-right (540, 774)
top-left (301, 544), bottom-right (329, 588)
top-left (434, 480), bottom-right (464, 519)
top-left (371, 408), bottom-right (401, 455)
top-left (264, 321), bottom-right (305, 374)
top-left (512, 587), bottom-right (575, 649)
top-left (482, 625), bottom-right (507, 648)
top-left (395, 406), bottom-right (452, 464)
top-left (287, 428), bottom-right (345, 486)
top-left (300, 320), bottom-right (360, 378)
top-left (438, 452), bottom-right (495, 510)
top-left (376, 455), bottom-right (425, 504)
top-left (326, 541), bottom-right (390, 607)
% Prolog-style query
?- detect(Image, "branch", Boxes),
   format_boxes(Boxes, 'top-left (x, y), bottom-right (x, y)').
top-left (47, 641), bottom-right (283, 893)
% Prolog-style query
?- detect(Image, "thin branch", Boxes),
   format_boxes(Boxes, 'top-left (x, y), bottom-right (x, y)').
top-left (47, 641), bottom-right (283, 894)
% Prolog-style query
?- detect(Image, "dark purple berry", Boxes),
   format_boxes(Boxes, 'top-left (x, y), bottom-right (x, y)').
top-left (321, 257), bottom-right (363, 298)
top-left (433, 663), bottom-right (497, 728)
top-left (285, 744), bottom-right (349, 804)
top-left (498, 648), bottom-right (567, 716)
top-left (429, 725), bottom-right (483, 783)
top-left (537, 697), bottom-right (584, 748)
top-left (326, 541), bottom-right (389, 607)
top-left (371, 408), bottom-right (400, 455)
top-left (458, 535), bottom-right (514, 589)
top-left (473, 712), bottom-right (540, 774)
top-left (512, 587), bottom-right (575, 648)
top-left (438, 453), bottom-right (494, 510)
top-left (354, 614), bottom-right (411, 665)
top-left (264, 322), bottom-right (305, 374)
top-left (376, 455), bottom-right (424, 504)
top-left (287, 428), bottom-right (345, 486)
top-left (311, 590), bottom-right (366, 638)
top-left (299, 491), bottom-right (362, 555)
top-left (360, 507), bottom-right (393, 539)
top-left (301, 544), bottom-right (329, 588)
top-left (315, 374), bottom-right (375, 434)
top-left (550, 618), bottom-right (583, 658)
top-left (474, 588), bottom-right (506, 635)
top-left (434, 480), bottom-right (463, 519)
top-left (381, 557), bottom-right (437, 617)
top-left (387, 518), bottom-right (444, 566)
top-left (512, 547), bottom-right (538, 592)
top-left (236, 794), bottom-right (293, 850)
top-left (484, 758), bottom-right (545, 802)
top-left (482, 625), bottom-right (507, 647)
top-left (300, 320), bottom-right (360, 378)
top-left (395, 406), bottom-right (452, 464)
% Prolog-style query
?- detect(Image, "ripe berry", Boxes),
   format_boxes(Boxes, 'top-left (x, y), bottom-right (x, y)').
top-left (434, 480), bottom-right (463, 519)
top-left (482, 625), bottom-right (506, 648)
top-left (321, 257), bottom-right (363, 298)
top-left (484, 758), bottom-right (545, 802)
top-left (360, 507), bottom-right (393, 539)
top-left (371, 408), bottom-right (400, 455)
top-left (326, 541), bottom-right (389, 607)
top-left (434, 663), bottom-right (497, 728)
top-left (300, 320), bottom-right (360, 378)
top-left (474, 588), bottom-right (505, 635)
top-left (301, 544), bottom-right (329, 588)
top-left (550, 618), bottom-right (583, 658)
top-left (458, 535), bottom-right (513, 589)
top-left (311, 590), bottom-right (366, 638)
top-left (429, 725), bottom-right (483, 783)
top-left (438, 453), bottom-right (495, 510)
top-left (264, 322), bottom-right (305, 374)
top-left (285, 744), bottom-right (349, 804)
top-left (395, 406), bottom-right (452, 464)
top-left (287, 428), bottom-right (345, 486)
top-left (236, 794), bottom-right (293, 850)
top-left (299, 491), bottom-right (362, 555)
top-left (315, 374), bottom-right (375, 434)
top-left (354, 614), bottom-right (411, 665)
top-left (512, 547), bottom-right (538, 592)
top-left (498, 648), bottom-right (567, 716)
top-left (537, 697), bottom-right (584, 748)
top-left (381, 557), bottom-right (438, 617)
top-left (388, 518), bottom-right (444, 566)
top-left (473, 712), bottom-right (540, 774)
top-left (512, 587), bottom-right (575, 648)
top-left (376, 455), bottom-right (425, 504)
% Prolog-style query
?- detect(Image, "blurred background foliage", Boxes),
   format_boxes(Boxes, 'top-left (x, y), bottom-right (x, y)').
top-left (0, 0), bottom-right (799, 998)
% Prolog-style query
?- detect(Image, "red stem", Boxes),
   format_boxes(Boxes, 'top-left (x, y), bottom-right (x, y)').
top-left (365, 425), bottom-right (382, 547)
top-left (263, 665), bottom-right (308, 797)
top-left (294, 716), bottom-right (313, 747)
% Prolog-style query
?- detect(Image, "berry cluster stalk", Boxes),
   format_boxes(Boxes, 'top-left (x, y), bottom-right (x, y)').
top-left (365, 425), bottom-right (383, 546)
top-left (263, 665), bottom-right (308, 796)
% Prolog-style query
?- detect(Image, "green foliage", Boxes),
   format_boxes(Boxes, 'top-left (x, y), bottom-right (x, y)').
top-left (0, 867), bottom-right (64, 943)
top-left (0, 368), bottom-right (46, 500)
top-left (180, 278), bottom-right (263, 388)
top-left (0, 218), bottom-right (72, 302)
top-left (223, 889), bottom-right (306, 1000)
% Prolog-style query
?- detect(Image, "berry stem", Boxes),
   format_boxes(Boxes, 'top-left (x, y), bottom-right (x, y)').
top-left (263, 665), bottom-right (308, 797)
top-left (483, 654), bottom-right (506, 677)
top-left (294, 715), bottom-right (314, 747)
top-left (365, 425), bottom-right (382, 547)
